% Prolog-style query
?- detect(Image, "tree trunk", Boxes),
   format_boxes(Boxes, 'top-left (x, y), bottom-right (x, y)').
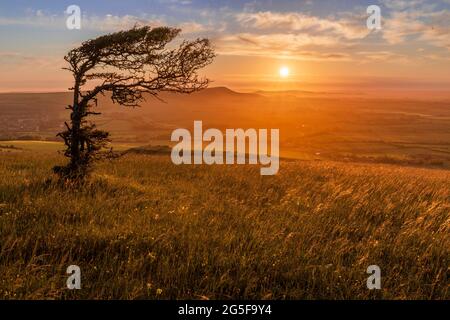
top-left (70, 83), bottom-right (81, 170)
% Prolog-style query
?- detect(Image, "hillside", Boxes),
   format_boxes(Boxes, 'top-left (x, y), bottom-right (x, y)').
top-left (0, 149), bottom-right (448, 299)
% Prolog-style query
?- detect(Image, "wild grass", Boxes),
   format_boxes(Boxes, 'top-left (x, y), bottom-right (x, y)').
top-left (0, 151), bottom-right (448, 299)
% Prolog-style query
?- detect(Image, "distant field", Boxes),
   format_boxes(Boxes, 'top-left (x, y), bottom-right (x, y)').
top-left (0, 141), bottom-right (62, 152)
top-left (0, 141), bottom-right (141, 153)
top-left (1, 89), bottom-right (450, 167)
top-left (0, 150), bottom-right (448, 299)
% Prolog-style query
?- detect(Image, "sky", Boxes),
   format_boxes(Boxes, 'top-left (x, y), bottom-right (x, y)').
top-left (0, 0), bottom-right (449, 94)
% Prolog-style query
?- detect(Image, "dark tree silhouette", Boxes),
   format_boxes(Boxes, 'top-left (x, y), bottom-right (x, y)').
top-left (54, 26), bottom-right (215, 180)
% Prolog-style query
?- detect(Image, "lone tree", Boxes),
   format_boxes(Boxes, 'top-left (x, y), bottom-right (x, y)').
top-left (54, 26), bottom-right (215, 180)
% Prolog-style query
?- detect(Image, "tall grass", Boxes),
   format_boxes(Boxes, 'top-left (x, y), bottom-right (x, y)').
top-left (0, 152), bottom-right (448, 299)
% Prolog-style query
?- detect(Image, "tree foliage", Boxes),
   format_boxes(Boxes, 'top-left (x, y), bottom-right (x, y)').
top-left (54, 26), bottom-right (215, 180)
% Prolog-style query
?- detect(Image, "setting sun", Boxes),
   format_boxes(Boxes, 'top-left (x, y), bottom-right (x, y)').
top-left (279, 66), bottom-right (290, 78)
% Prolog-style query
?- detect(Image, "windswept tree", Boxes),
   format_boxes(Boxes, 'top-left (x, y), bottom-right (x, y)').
top-left (54, 26), bottom-right (215, 180)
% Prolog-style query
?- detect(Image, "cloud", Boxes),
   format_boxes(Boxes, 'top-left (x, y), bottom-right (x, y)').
top-left (0, 51), bottom-right (64, 71)
top-left (381, 2), bottom-right (450, 50)
top-left (0, 10), bottom-right (205, 35)
top-left (2, 4), bottom-right (449, 64)
top-left (235, 11), bottom-right (370, 40)
top-left (214, 33), bottom-right (350, 61)
top-left (178, 21), bottom-right (210, 34)
top-left (0, 11), bottom-right (59, 28)
top-left (0, 52), bottom-right (42, 64)
top-left (212, 10), bottom-right (373, 61)
top-left (380, 0), bottom-right (427, 11)
top-left (355, 51), bottom-right (408, 63)
top-left (0, 51), bottom-right (31, 60)
top-left (159, 0), bottom-right (192, 5)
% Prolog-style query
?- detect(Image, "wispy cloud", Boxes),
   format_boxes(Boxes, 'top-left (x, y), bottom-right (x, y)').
top-left (356, 51), bottom-right (408, 63)
top-left (215, 33), bottom-right (350, 61)
top-left (235, 11), bottom-right (370, 40)
top-left (216, 10), bottom-right (372, 61)
top-left (0, 9), bottom-right (207, 34)
top-left (381, 1), bottom-right (450, 50)
top-left (0, 51), bottom-right (65, 76)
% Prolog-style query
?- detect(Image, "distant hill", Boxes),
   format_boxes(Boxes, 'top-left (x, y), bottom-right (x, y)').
top-left (157, 86), bottom-right (262, 101)
top-left (199, 86), bottom-right (248, 96)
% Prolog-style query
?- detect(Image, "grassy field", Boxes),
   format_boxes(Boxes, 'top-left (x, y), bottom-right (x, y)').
top-left (0, 149), bottom-right (448, 299)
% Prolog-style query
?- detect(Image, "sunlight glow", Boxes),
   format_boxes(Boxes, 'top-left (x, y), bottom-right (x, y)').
top-left (279, 66), bottom-right (290, 78)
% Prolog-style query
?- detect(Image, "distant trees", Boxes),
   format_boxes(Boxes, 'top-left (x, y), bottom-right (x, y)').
top-left (54, 26), bottom-right (215, 180)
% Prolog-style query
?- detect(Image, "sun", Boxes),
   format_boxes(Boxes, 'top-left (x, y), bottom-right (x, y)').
top-left (279, 66), bottom-right (290, 78)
